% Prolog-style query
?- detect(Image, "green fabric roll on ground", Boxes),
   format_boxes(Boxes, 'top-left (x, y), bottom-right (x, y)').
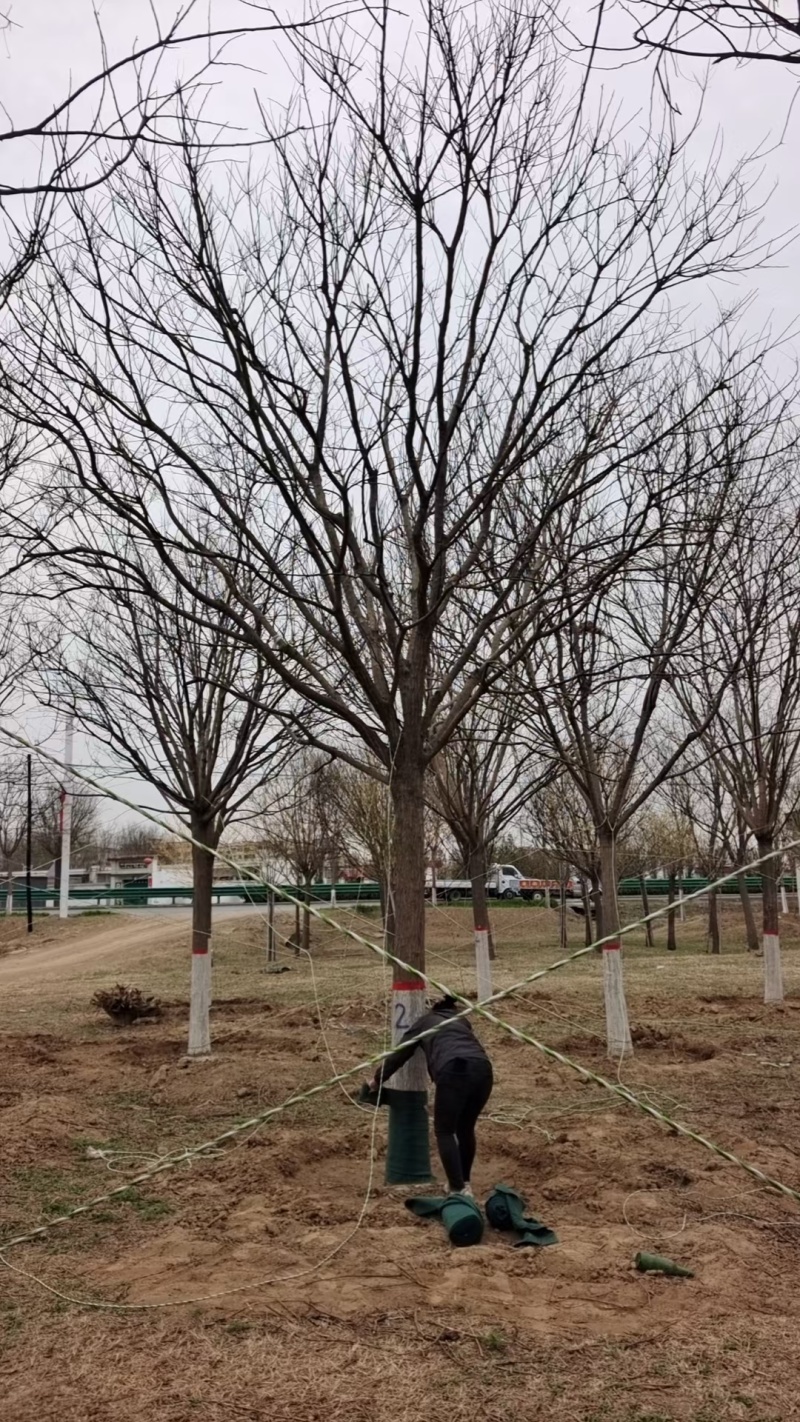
top-left (405, 1194), bottom-right (485, 1246)
top-left (485, 1183), bottom-right (558, 1248)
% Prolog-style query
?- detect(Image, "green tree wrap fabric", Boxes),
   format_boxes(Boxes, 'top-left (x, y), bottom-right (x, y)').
top-left (385, 1090), bottom-right (432, 1185)
top-left (405, 1193), bottom-right (485, 1246)
top-left (485, 1184), bottom-right (558, 1248)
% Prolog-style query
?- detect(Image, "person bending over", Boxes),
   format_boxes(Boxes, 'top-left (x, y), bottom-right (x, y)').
top-left (369, 995), bottom-right (493, 1197)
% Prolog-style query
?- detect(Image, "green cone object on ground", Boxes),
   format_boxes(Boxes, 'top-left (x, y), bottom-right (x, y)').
top-left (635, 1251), bottom-right (694, 1278)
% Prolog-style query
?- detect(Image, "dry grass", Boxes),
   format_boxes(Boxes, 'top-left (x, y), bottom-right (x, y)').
top-left (1, 900), bottom-right (800, 1421)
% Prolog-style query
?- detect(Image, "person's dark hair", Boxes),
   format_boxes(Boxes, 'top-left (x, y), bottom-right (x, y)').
top-left (431, 994), bottom-right (459, 1013)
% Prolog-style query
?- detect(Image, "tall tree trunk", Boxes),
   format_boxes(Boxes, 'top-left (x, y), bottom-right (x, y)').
top-left (267, 890), bottom-right (276, 964)
top-left (386, 744), bottom-right (430, 1184)
top-left (469, 842), bottom-right (493, 997)
top-left (737, 873), bottom-right (759, 953)
top-left (379, 876), bottom-right (396, 946)
top-left (589, 869), bottom-right (604, 944)
top-left (597, 827), bottom-right (633, 1058)
top-left (757, 831), bottom-right (784, 1003)
top-left (302, 875), bottom-right (312, 955)
top-left (5, 865), bottom-right (13, 916)
top-left (583, 875), bottom-right (595, 947)
top-left (559, 865), bottom-right (568, 951)
top-left (188, 817), bottom-right (218, 1057)
top-left (707, 888), bottom-right (721, 954)
top-left (666, 872), bottom-right (677, 952)
top-left (640, 876), bottom-right (654, 947)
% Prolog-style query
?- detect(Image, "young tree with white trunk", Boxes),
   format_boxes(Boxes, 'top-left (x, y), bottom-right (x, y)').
top-left (671, 508), bottom-right (800, 1002)
top-left (428, 695), bottom-right (553, 997)
top-left (0, 757), bottom-right (29, 913)
top-left (29, 544), bottom-right (294, 1056)
top-left (258, 755), bottom-right (336, 957)
top-left (520, 417), bottom-right (761, 1055)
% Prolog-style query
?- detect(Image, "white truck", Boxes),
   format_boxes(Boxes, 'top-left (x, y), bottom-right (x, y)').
top-left (425, 864), bottom-right (525, 902)
top-left (425, 865), bottom-right (581, 904)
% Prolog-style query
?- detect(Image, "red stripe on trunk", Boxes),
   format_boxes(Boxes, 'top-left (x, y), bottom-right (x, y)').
top-left (602, 940), bottom-right (620, 951)
top-left (393, 979), bottom-right (425, 992)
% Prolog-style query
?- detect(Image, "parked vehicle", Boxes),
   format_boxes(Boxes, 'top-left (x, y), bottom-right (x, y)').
top-left (425, 865), bottom-right (581, 903)
top-left (425, 864), bottom-right (525, 902)
top-left (518, 876), bottom-right (579, 902)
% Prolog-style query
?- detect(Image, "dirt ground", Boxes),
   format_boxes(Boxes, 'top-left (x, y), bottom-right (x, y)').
top-left (2, 900), bottom-right (800, 1422)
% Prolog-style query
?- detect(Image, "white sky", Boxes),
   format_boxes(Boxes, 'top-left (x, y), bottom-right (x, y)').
top-left (2, 0), bottom-right (799, 832)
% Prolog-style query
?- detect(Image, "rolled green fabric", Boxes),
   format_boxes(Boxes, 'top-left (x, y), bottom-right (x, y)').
top-left (485, 1183), bottom-right (558, 1248)
top-left (405, 1194), bottom-right (484, 1247)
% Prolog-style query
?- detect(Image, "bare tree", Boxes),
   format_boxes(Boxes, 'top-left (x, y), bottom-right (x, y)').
top-left (32, 780), bottom-right (99, 879)
top-left (615, 814), bottom-right (663, 948)
top-left (327, 762), bottom-right (394, 934)
top-left (672, 508), bottom-right (800, 1001)
top-left (670, 772), bottom-right (735, 954)
top-left (642, 807), bottom-right (696, 951)
top-left (3, 0), bottom-right (771, 1168)
top-left (0, 4), bottom-right (353, 309)
top-left (624, 0), bottom-right (800, 69)
top-left (0, 3), bottom-right (361, 202)
top-left (98, 822), bottom-right (175, 862)
top-left (258, 755), bottom-right (334, 956)
top-left (428, 695), bottom-right (552, 990)
top-left (528, 778), bottom-right (607, 947)
top-left (29, 542), bottom-right (295, 1056)
top-left (520, 420), bottom-right (758, 1054)
top-left (0, 756), bottom-right (28, 912)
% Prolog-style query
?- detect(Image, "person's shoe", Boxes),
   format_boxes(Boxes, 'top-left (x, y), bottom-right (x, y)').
top-left (461, 1183), bottom-right (475, 1199)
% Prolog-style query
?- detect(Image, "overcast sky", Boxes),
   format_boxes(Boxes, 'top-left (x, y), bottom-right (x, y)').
top-left (2, 0), bottom-right (799, 835)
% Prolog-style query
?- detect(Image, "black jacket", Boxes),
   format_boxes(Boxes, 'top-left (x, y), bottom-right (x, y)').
top-left (376, 1008), bottom-right (489, 1086)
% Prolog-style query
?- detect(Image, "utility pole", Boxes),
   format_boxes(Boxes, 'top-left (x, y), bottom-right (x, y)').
top-left (58, 716), bottom-right (74, 920)
top-left (26, 753), bottom-right (33, 934)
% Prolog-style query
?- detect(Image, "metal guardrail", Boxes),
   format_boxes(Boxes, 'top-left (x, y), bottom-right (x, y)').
top-left (0, 873), bottom-right (787, 911)
top-left (0, 880), bottom-right (384, 909)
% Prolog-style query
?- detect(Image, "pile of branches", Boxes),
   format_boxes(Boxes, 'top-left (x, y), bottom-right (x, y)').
top-left (91, 984), bottom-right (162, 1027)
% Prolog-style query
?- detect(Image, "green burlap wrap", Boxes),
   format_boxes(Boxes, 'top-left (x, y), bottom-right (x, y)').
top-left (385, 1090), bottom-right (432, 1185)
top-left (357, 1083), bottom-right (432, 1185)
top-left (404, 1193), bottom-right (485, 1246)
top-left (485, 1184), bottom-right (558, 1248)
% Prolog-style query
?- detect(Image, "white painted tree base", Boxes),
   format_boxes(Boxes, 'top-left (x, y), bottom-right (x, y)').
top-left (391, 980), bottom-right (428, 1092)
top-left (188, 951), bottom-right (212, 1056)
top-left (475, 928), bottom-right (492, 1002)
top-left (602, 944), bottom-right (633, 1057)
top-left (763, 934), bottom-right (784, 1004)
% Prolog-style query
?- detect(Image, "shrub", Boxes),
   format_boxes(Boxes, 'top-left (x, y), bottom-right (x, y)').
top-left (91, 984), bottom-right (162, 1026)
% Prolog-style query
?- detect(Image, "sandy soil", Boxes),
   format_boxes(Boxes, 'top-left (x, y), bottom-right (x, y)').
top-left (1, 904), bottom-right (800, 1421)
top-left (0, 914), bottom-right (194, 984)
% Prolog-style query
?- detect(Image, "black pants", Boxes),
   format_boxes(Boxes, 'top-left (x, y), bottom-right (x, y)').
top-left (433, 1058), bottom-right (494, 1192)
